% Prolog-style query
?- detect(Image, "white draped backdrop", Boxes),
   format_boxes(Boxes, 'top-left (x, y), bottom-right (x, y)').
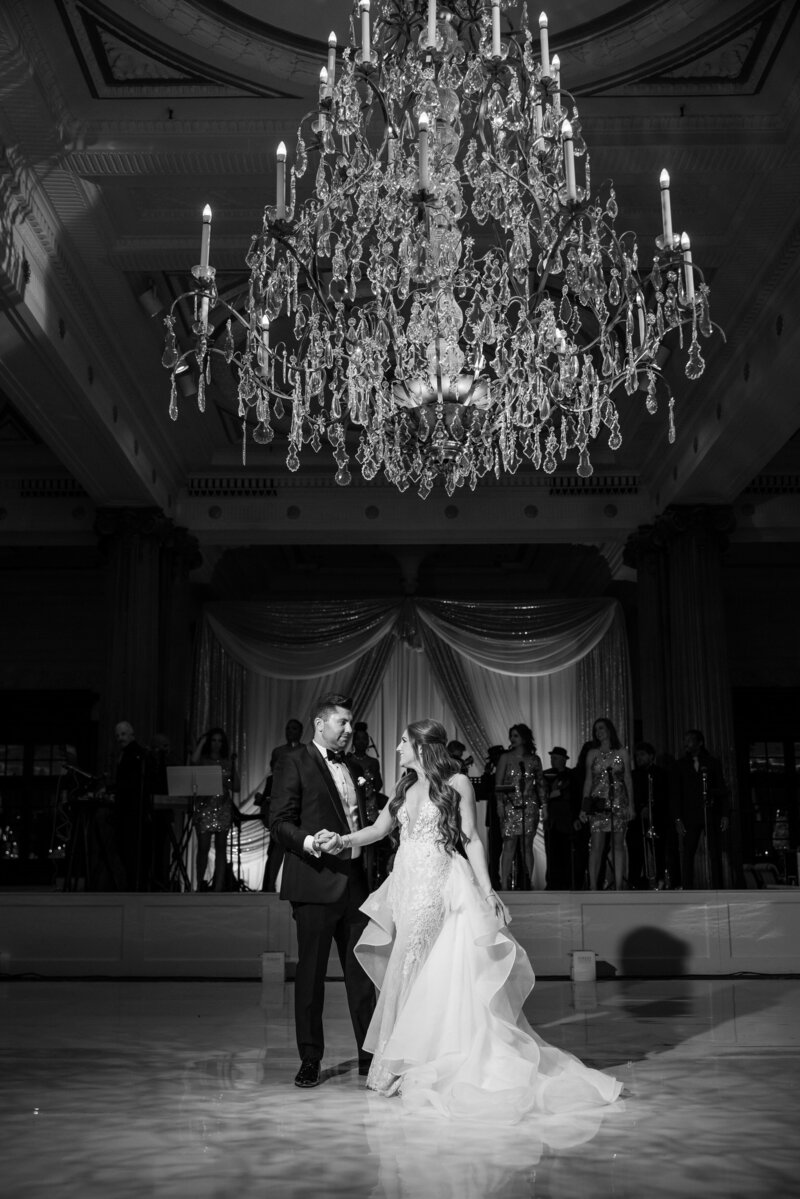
top-left (190, 598), bottom-right (633, 890)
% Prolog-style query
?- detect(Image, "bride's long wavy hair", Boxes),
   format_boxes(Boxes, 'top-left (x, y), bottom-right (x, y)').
top-left (389, 719), bottom-right (463, 854)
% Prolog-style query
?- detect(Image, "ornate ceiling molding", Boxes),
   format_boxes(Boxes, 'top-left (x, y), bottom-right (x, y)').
top-left (568, 0), bottom-right (793, 96)
top-left (58, 0), bottom-right (312, 96)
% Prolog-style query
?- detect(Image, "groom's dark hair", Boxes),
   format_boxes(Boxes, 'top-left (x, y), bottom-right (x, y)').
top-left (312, 693), bottom-right (352, 723)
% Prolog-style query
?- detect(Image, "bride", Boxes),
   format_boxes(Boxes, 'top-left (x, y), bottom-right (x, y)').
top-left (316, 719), bottom-right (622, 1122)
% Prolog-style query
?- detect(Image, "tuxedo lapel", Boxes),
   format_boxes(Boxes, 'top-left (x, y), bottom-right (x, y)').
top-left (308, 743), bottom-right (350, 830)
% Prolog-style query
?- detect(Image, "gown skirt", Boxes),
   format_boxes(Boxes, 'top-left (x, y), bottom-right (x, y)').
top-left (355, 813), bottom-right (622, 1123)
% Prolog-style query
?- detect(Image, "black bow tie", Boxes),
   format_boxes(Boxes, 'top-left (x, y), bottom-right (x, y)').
top-left (327, 750), bottom-right (347, 764)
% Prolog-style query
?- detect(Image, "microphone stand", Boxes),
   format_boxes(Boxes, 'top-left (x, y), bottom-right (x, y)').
top-left (606, 765), bottom-right (616, 889)
top-left (519, 759), bottom-right (529, 891)
top-left (701, 767), bottom-right (713, 887)
top-left (643, 769), bottom-right (658, 888)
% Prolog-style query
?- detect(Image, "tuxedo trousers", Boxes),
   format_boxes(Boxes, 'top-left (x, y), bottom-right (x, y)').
top-left (291, 861), bottom-right (375, 1062)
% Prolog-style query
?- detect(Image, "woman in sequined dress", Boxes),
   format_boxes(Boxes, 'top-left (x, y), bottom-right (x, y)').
top-left (494, 724), bottom-right (544, 890)
top-left (579, 718), bottom-right (634, 892)
top-left (315, 719), bottom-right (621, 1120)
top-left (191, 727), bottom-right (240, 891)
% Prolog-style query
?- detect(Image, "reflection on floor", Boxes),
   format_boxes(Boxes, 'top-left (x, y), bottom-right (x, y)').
top-left (1, 975), bottom-right (798, 1198)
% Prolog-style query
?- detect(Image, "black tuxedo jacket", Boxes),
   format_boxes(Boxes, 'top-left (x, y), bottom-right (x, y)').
top-left (269, 742), bottom-right (367, 904)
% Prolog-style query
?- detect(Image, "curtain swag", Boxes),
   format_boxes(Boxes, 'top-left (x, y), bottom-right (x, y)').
top-left (204, 597), bottom-right (618, 679)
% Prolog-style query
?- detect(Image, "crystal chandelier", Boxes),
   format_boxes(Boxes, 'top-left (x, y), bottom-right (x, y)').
top-left (162, 0), bottom-right (720, 498)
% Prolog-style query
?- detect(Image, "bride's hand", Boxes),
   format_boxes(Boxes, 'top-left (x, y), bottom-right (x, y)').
top-left (483, 888), bottom-right (511, 925)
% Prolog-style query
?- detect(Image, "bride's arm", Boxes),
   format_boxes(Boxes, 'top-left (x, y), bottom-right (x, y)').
top-left (453, 774), bottom-right (510, 923)
top-left (317, 803), bottom-right (394, 854)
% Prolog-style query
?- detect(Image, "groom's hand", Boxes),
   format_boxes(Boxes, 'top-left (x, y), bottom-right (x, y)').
top-left (317, 830), bottom-right (343, 855)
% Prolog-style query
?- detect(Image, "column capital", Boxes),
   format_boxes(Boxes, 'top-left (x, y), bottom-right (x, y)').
top-left (94, 506), bottom-right (170, 549)
top-left (654, 503), bottom-right (736, 551)
top-left (94, 508), bottom-right (201, 571)
top-left (623, 522), bottom-right (665, 569)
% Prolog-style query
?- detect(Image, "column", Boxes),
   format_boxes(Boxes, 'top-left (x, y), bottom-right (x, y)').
top-left (656, 504), bottom-right (740, 881)
top-left (623, 524), bottom-right (673, 759)
top-left (94, 508), bottom-right (199, 768)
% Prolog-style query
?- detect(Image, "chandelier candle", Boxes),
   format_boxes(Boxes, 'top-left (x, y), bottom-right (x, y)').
top-left (163, 1), bottom-right (721, 495)
top-left (199, 205), bottom-right (212, 327)
top-left (418, 112), bottom-right (430, 191)
top-left (551, 53), bottom-right (560, 110)
top-left (681, 232), bottom-right (695, 303)
top-left (360, 0), bottom-right (371, 63)
top-left (660, 169), bottom-right (674, 248)
top-left (199, 205), bottom-right (211, 270)
top-left (327, 31), bottom-right (336, 86)
top-left (562, 120), bottom-right (576, 203)
top-left (539, 11), bottom-right (550, 77)
top-left (275, 142), bottom-right (286, 219)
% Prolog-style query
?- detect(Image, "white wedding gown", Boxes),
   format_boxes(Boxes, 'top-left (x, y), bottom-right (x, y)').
top-left (355, 794), bottom-right (622, 1122)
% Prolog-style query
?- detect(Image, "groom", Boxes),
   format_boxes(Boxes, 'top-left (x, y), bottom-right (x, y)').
top-left (270, 692), bottom-right (375, 1087)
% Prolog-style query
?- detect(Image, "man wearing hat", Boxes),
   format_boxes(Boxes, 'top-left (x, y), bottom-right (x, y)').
top-left (542, 746), bottom-right (579, 889)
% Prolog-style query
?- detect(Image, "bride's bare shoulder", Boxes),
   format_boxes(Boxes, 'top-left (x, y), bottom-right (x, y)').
top-left (448, 772), bottom-right (474, 798)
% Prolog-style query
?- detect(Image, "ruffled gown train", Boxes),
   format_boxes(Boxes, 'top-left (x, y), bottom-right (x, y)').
top-left (355, 796), bottom-right (622, 1123)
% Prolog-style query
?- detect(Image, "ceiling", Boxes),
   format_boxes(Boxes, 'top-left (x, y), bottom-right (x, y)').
top-left (0, 0), bottom-right (799, 584)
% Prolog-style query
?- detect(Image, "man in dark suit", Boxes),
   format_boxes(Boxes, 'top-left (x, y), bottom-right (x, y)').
top-left (256, 718), bottom-right (305, 892)
top-left (542, 747), bottom-right (576, 890)
top-left (672, 728), bottom-right (729, 888)
top-left (270, 693), bottom-right (375, 1088)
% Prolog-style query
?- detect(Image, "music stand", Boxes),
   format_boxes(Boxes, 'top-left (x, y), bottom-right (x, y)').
top-left (166, 765), bottom-right (224, 891)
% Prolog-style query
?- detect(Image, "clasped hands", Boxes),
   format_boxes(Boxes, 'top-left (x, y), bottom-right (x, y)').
top-left (311, 828), bottom-right (346, 855)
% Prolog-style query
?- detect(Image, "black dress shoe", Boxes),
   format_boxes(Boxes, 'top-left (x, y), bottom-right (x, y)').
top-left (294, 1059), bottom-right (321, 1088)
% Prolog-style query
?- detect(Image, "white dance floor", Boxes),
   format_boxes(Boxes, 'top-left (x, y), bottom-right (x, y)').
top-left (1, 975), bottom-right (798, 1198)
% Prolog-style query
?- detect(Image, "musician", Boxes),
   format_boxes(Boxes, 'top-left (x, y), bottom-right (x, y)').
top-left (579, 718), bottom-right (634, 892)
top-left (672, 729), bottom-right (729, 889)
top-left (542, 747), bottom-right (578, 889)
top-left (630, 742), bottom-right (670, 890)
top-left (190, 727), bottom-right (240, 892)
top-left (147, 732), bottom-right (176, 891)
top-left (112, 721), bottom-right (151, 891)
top-left (254, 719), bottom-right (306, 891)
top-left (446, 740), bottom-right (473, 775)
top-left (495, 725), bottom-right (544, 890)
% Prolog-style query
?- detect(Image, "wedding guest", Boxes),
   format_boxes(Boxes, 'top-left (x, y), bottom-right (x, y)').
top-left (446, 740), bottom-right (473, 774)
top-left (495, 724), bottom-right (544, 890)
top-left (672, 729), bottom-right (729, 888)
top-left (542, 746), bottom-right (578, 889)
top-left (190, 727), bottom-right (240, 892)
top-left (579, 718), bottom-right (634, 891)
top-left (112, 721), bottom-right (151, 891)
top-left (256, 718), bottom-right (305, 891)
